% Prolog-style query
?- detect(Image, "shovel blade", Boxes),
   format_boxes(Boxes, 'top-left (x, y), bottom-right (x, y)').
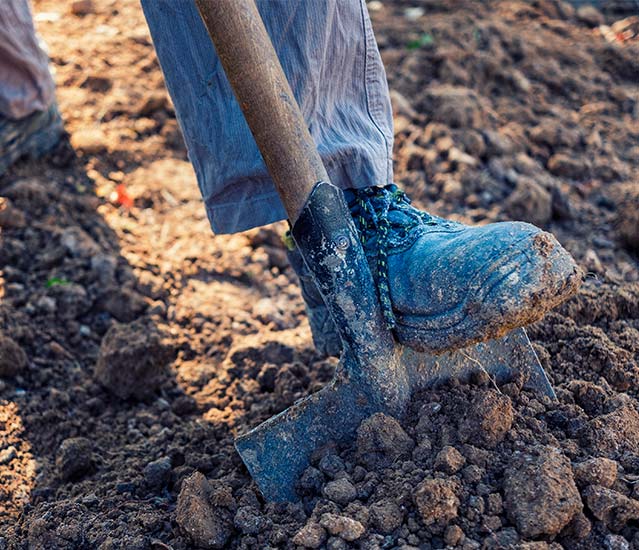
top-left (235, 327), bottom-right (553, 502)
top-left (235, 376), bottom-right (379, 502)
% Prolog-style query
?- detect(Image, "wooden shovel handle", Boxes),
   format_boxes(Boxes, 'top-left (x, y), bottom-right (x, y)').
top-left (195, 0), bottom-right (329, 224)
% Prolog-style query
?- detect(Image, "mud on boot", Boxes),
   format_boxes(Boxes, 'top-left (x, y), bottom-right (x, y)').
top-left (287, 184), bottom-right (582, 356)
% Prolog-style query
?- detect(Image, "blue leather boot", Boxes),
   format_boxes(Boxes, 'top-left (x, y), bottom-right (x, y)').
top-left (288, 184), bottom-right (581, 356)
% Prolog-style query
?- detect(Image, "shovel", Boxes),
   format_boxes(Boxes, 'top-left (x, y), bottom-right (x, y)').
top-left (194, 0), bottom-right (556, 502)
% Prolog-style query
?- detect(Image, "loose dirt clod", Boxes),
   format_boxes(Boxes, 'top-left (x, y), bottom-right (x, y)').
top-left (94, 318), bottom-right (173, 399)
top-left (355, 412), bottom-right (414, 469)
top-left (413, 478), bottom-right (460, 528)
top-left (55, 437), bottom-right (94, 481)
top-left (457, 389), bottom-right (514, 448)
top-left (504, 446), bottom-right (581, 538)
top-left (0, 335), bottom-right (27, 377)
top-left (175, 473), bottom-right (233, 550)
top-left (573, 457), bottom-right (618, 488)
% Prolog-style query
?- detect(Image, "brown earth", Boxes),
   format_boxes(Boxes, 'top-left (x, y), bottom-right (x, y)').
top-left (1, 0), bottom-right (638, 548)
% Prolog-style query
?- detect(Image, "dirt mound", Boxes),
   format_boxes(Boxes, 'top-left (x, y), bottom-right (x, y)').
top-left (0, 0), bottom-right (637, 548)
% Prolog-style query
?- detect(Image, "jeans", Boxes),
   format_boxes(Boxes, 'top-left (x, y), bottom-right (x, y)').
top-left (1, 0), bottom-right (394, 234)
top-left (142, 0), bottom-right (394, 234)
top-left (0, 0), bottom-right (56, 120)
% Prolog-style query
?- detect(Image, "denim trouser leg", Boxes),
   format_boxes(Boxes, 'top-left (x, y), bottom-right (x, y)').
top-left (0, 0), bottom-right (56, 119)
top-left (142, 0), bottom-right (394, 234)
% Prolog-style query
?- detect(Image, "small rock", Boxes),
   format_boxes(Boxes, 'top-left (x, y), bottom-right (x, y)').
top-left (434, 446), bottom-right (466, 474)
top-left (70, 0), bottom-right (94, 15)
top-left (175, 472), bottom-right (232, 549)
top-left (0, 198), bottom-right (26, 229)
top-left (100, 286), bottom-right (147, 322)
top-left (547, 153), bottom-right (589, 180)
top-left (356, 413), bottom-right (414, 469)
top-left (562, 511), bottom-right (592, 540)
top-left (49, 283), bottom-right (91, 320)
top-left (136, 92), bottom-right (168, 116)
top-left (324, 478), bottom-right (357, 506)
top-left (90, 254), bottom-right (117, 285)
top-left (576, 5), bottom-right (604, 27)
top-left (583, 405), bottom-right (639, 456)
top-left (0, 335), bottom-right (28, 377)
top-left (604, 534), bottom-right (630, 550)
top-left (0, 446), bottom-right (17, 465)
top-left (618, 193), bottom-right (639, 253)
top-left (318, 454), bottom-right (346, 478)
top-left (319, 513), bottom-right (365, 542)
top-left (296, 466), bottom-right (324, 496)
top-left (3, 178), bottom-right (48, 204)
top-left (458, 390), bottom-right (514, 448)
top-left (94, 319), bottom-right (174, 400)
top-left (171, 395), bottom-right (198, 416)
top-left (504, 446), bottom-right (581, 538)
top-left (370, 499), bottom-right (403, 534)
top-left (60, 227), bottom-right (100, 258)
top-left (292, 522), bottom-right (327, 549)
top-left (505, 176), bottom-right (552, 226)
top-left (70, 128), bottom-right (108, 154)
top-left (573, 457), bottom-right (618, 488)
top-left (413, 478), bottom-right (459, 526)
top-left (582, 485), bottom-right (639, 531)
top-left (390, 89), bottom-right (418, 119)
top-left (56, 437), bottom-right (93, 481)
top-left (143, 457), bottom-right (172, 489)
top-left (444, 524), bottom-right (464, 546)
top-left (233, 506), bottom-right (265, 535)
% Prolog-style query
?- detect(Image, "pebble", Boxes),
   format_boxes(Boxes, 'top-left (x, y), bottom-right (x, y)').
top-left (319, 454), bottom-right (346, 478)
top-left (369, 499), bottom-right (403, 534)
top-left (605, 534), bottom-right (630, 550)
top-left (56, 437), bottom-right (93, 481)
top-left (434, 446), bottom-right (466, 474)
top-left (0, 336), bottom-right (28, 378)
top-left (576, 5), bottom-right (604, 27)
top-left (573, 457), bottom-right (618, 488)
top-left (0, 198), bottom-right (26, 229)
top-left (233, 506), bottom-right (265, 535)
top-left (0, 446), bottom-right (17, 465)
top-left (356, 413), bottom-right (414, 469)
top-left (323, 478), bottom-right (357, 506)
top-left (292, 522), bottom-right (327, 548)
top-left (319, 513), bottom-right (365, 542)
top-left (143, 456), bottom-right (172, 489)
top-left (175, 472), bottom-right (232, 549)
top-left (70, 128), bottom-right (108, 154)
top-left (413, 478), bottom-right (460, 526)
top-left (70, 0), bottom-right (95, 15)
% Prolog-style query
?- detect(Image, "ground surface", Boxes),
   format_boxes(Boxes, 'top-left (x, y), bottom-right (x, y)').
top-left (1, 0), bottom-right (639, 548)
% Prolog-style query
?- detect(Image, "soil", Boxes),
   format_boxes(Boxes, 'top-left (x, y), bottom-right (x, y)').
top-left (1, 0), bottom-right (638, 549)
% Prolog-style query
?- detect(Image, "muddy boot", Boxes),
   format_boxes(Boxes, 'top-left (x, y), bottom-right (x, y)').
top-left (0, 103), bottom-right (64, 177)
top-left (287, 184), bottom-right (582, 356)
top-left (345, 184), bottom-right (582, 353)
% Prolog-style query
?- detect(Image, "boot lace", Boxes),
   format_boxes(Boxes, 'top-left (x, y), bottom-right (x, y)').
top-left (345, 184), bottom-right (437, 330)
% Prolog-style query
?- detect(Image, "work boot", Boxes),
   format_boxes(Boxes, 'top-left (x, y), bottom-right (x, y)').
top-left (0, 103), bottom-right (64, 177)
top-left (288, 184), bottom-right (581, 356)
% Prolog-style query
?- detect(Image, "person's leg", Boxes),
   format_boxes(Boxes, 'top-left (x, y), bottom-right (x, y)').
top-left (141, 0), bottom-right (393, 235)
top-left (143, 1), bottom-right (581, 357)
top-left (0, 0), bottom-right (63, 176)
top-left (0, 0), bottom-right (56, 119)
